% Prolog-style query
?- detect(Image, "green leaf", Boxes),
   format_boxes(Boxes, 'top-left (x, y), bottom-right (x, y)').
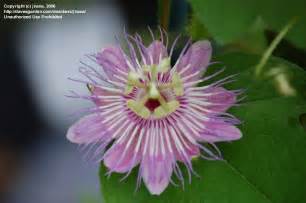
top-left (189, 0), bottom-right (306, 49)
top-left (100, 53), bottom-right (306, 202)
top-left (224, 17), bottom-right (268, 54)
top-left (300, 113), bottom-right (306, 132)
top-left (209, 53), bottom-right (306, 102)
top-left (187, 14), bottom-right (211, 41)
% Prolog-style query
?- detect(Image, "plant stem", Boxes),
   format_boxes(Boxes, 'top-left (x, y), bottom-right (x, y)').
top-left (255, 17), bottom-right (298, 77)
top-left (160, 0), bottom-right (171, 31)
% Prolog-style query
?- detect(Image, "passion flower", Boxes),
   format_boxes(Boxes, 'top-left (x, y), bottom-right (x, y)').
top-left (67, 31), bottom-right (242, 195)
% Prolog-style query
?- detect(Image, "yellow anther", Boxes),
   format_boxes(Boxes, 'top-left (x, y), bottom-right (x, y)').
top-left (157, 95), bottom-right (179, 112)
top-left (156, 94), bottom-right (169, 110)
top-left (124, 84), bottom-right (134, 95)
top-left (173, 86), bottom-right (184, 96)
top-left (172, 72), bottom-right (184, 96)
top-left (157, 72), bottom-right (184, 96)
top-left (159, 83), bottom-right (172, 89)
top-left (142, 64), bottom-right (158, 81)
top-left (167, 100), bottom-right (180, 112)
top-left (153, 100), bottom-right (180, 119)
top-left (127, 99), bottom-right (150, 119)
top-left (142, 58), bottom-right (170, 81)
top-left (127, 72), bottom-right (145, 88)
top-left (153, 106), bottom-right (167, 118)
top-left (127, 71), bottom-right (140, 81)
top-left (157, 58), bottom-right (170, 73)
top-left (143, 65), bottom-right (151, 73)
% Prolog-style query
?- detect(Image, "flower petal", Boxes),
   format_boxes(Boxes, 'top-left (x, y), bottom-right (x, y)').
top-left (66, 114), bottom-right (110, 144)
top-left (174, 139), bottom-right (200, 162)
top-left (96, 46), bottom-right (129, 82)
top-left (200, 121), bottom-right (242, 142)
top-left (146, 40), bottom-right (168, 65)
top-left (177, 40), bottom-right (212, 81)
top-left (104, 138), bottom-right (141, 173)
top-left (182, 146), bottom-right (199, 160)
top-left (141, 155), bottom-right (173, 195)
top-left (206, 87), bottom-right (236, 112)
top-left (90, 86), bottom-right (120, 106)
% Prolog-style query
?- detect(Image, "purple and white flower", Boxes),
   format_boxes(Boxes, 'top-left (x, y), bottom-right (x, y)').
top-left (67, 30), bottom-right (242, 195)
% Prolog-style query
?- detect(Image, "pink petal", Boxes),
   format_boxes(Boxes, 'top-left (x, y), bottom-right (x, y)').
top-left (66, 114), bottom-right (110, 144)
top-left (141, 155), bottom-right (173, 195)
top-left (104, 137), bottom-right (141, 173)
top-left (96, 46), bottom-right (129, 82)
top-left (200, 121), bottom-right (242, 142)
top-left (174, 139), bottom-right (200, 162)
top-left (90, 86), bottom-right (119, 106)
top-left (146, 40), bottom-right (168, 65)
top-left (206, 87), bottom-right (236, 112)
top-left (177, 40), bottom-right (212, 81)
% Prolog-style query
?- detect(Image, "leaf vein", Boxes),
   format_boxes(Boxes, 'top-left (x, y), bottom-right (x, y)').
top-left (224, 160), bottom-right (273, 203)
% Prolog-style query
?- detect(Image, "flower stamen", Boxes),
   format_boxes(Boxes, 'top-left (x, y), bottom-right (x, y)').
top-left (127, 94), bottom-right (150, 119)
top-left (125, 58), bottom-right (181, 119)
